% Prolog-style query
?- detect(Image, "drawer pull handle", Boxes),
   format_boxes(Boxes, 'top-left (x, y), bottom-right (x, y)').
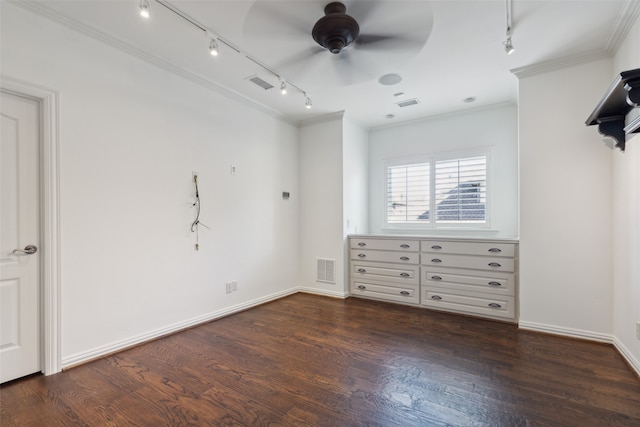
top-left (488, 303), bottom-right (502, 309)
top-left (488, 248), bottom-right (502, 253)
top-left (400, 256), bottom-right (410, 261)
top-left (400, 244), bottom-right (410, 248)
top-left (400, 291), bottom-right (410, 296)
top-left (431, 275), bottom-right (442, 280)
top-left (431, 295), bottom-right (442, 300)
top-left (358, 253), bottom-right (366, 258)
top-left (400, 273), bottom-right (410, 277)
top-left (357, 242), bottom-right (366, 247)
top-left (431, 245), bottom-right (442, 250)
top-left (431, 258), bottom-right (442, 263)
top-left (488, 262), bottom-right (501, 267)
top-left (357, 268), bottom-right (366, 273)
top-left (488, 281), bottom-right (502, 287)
top-left (357, 285), bottom-right (366, 290)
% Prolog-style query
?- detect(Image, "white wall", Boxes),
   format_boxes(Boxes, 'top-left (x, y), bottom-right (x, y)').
top-left (343, 115), bottom-right (369, 237)
top-left (342, 115), bottom-right (369, 286)
top-left (517, 59), bottom-right (614, 337)
top-left (368, 104), bottom-right (519, 238)
top-left (1, 4), bottom-right (299, 365)
top-left (612, 14), bottom-right (640, 372)
top-left (298, 117), bottom-right (346, 295)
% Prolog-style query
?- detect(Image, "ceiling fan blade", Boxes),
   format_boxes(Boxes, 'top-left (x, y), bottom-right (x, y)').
top-left (346, 0), bottom-right (384, 26)
top-left (275, 46), bottom-right (327, 83)
top-left (354, 34), bottom-right (426, 52)
top-left (275, 46), bottom-right (325, 71)
top-left (330, 49), bottom-right (374, 86)
top-left (243, 1), bottom-right (313, 40)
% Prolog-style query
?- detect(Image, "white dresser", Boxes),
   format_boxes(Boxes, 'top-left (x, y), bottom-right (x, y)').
top-left (348, 236), bottom-right (518, 322)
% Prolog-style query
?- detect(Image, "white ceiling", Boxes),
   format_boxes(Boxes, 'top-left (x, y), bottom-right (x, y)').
top-left (22, 0), bottom-right (635, 127)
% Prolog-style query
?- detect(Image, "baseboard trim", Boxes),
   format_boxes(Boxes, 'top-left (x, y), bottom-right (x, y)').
top-left (613, 336), bottom-right (640, 378)
top-left (297, 287), bottom-right (349, 299)
top-left (518, 320), bottom-right (614, 343)
top-left (61, 287), bottom-right (302, 369)
top-left (519, 320), bottom-right (640, 378)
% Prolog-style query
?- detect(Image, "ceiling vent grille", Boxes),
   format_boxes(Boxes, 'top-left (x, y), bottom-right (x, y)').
top-left (396, 98), bottom-right (420, 108)
top-left (247, 75), bottom-right (274, 90)
top-left (317, 258), bottom-right (336, 284)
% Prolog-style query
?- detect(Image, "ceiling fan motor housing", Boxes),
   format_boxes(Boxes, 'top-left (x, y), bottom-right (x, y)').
top-left (312, 2), bottom-right (360, 54)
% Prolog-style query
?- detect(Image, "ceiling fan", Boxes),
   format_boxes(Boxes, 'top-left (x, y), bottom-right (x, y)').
top-left (311, 1), bottom-right (424, 55)
top-left (243, 1), bottom-right (434, 86)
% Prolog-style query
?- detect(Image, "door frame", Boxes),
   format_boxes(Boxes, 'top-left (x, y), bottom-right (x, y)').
top-left (1, 76), bottom-right (61, 376)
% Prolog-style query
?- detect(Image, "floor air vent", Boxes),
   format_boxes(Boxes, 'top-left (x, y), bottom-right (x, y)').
top-left (317, 258), bottom-right (336, 284)
top-left (247, 75), bottom-right (274, 90)
top-left (396, 98), bottom-right (420, 108)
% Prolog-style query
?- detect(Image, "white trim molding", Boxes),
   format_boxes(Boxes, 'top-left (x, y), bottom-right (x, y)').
top-left (61, 287), bottom-right (347, 369)
top-left (613, 337), bottom-right (640, 378)
top-left (519, 321), bottom-right (640, 377)
top-left (518, 320), bottom-right (614, 343)
top-left (11, 0), bottom-right (295, 126)
top-left (0, 76), bottom-right (62, 376)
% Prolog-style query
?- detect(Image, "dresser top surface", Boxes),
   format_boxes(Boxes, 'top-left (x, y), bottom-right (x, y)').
top-left (348, 234), bottom-right (519, 244)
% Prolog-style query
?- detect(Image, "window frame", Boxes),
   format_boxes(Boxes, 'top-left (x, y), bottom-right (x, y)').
top-left (383, 148), bottom-right (492, 231)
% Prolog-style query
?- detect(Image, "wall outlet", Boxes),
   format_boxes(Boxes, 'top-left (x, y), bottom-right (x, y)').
top-left (232, 281), bottom-right (237, 292)
top-left (225, 282), bottom-right (232, 294)
top-left (636, 321), bottom-right (640, 340)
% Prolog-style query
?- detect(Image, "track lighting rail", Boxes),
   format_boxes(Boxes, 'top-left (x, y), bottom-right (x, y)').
top-left (150, 0), bottom-right (311, 108)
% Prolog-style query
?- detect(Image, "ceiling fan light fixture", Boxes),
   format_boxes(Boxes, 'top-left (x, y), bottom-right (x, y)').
top-left (139, 0), bottom-right (150, 18)
top-left (312, 2), bottom-right (360, 54)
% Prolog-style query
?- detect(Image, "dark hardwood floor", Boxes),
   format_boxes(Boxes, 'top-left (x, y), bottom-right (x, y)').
top-left (2, 293), bottom-right (639, 426)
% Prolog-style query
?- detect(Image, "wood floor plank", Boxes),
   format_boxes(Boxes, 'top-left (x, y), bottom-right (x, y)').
top-left (1, 293), bottom-right (639, 426)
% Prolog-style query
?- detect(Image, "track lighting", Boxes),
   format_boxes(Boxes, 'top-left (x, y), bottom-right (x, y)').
top-left (209, 38), bottom-right (219, 56)
top-left (504, 35), bottom-right (515, 55)
top-left (144, 0), bottom-right (313, 110)
top-left (503, 0), bottom-right (514, 55)
top-left (139, 0), bottom-right (150, 18)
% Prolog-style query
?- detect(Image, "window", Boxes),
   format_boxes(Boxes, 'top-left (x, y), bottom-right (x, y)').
top-left (386, 154), bottom-right (488, 227)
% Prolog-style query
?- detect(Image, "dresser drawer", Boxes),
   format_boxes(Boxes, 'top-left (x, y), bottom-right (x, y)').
top-left (423, 254), bottom-right (514, 273)
top-left (422, 287), bottom-right (515, 320)
top-left (351, 261), bottom-right (419, 285)
top-left (352, 280), bottom-right (419, 304)
top-left (422, 240), bottom-right (515, 257)
top-left (350, 249), bottom-right (419, 264)
top-left (350, 238), bottom-right (419, 252)
top-left (422, 268), bottom-right (515, 296)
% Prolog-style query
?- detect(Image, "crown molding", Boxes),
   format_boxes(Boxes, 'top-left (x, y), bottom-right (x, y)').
top-left (298, 110), bottom-right (346, 127)
top-left (510, 50), bottom-right (611, 79)
top-left (512, 0), bottom-right (639, 80)
top-left (606, 0), bottom-right (640, 54)
top-left (10, 1), bottom-right (298, 126)
top-left (370, 101), bottom-right (516, 131)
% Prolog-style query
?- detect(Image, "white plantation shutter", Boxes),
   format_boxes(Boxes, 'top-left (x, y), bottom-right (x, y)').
top-left (386, 154), bottom-right (487, 226)
top-left (435, 156), bottom-right (486, 223)
top-left (387, 163), bottom-right (430, 223)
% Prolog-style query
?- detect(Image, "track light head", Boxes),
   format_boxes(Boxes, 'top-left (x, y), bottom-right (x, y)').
top-left (504, 37), bottom-right (515, 55)
top-left (280, 80), bottom-right (287, 95)
top-left (209, 39), bottom-right (219, 56)
top-left (139, 0), bottom-right (150, 18)
top-left (305, 96), bottom-right (312, 109)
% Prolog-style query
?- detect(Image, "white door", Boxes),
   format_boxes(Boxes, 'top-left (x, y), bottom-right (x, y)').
top-left (0, 91), bottom-right (41, 383)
